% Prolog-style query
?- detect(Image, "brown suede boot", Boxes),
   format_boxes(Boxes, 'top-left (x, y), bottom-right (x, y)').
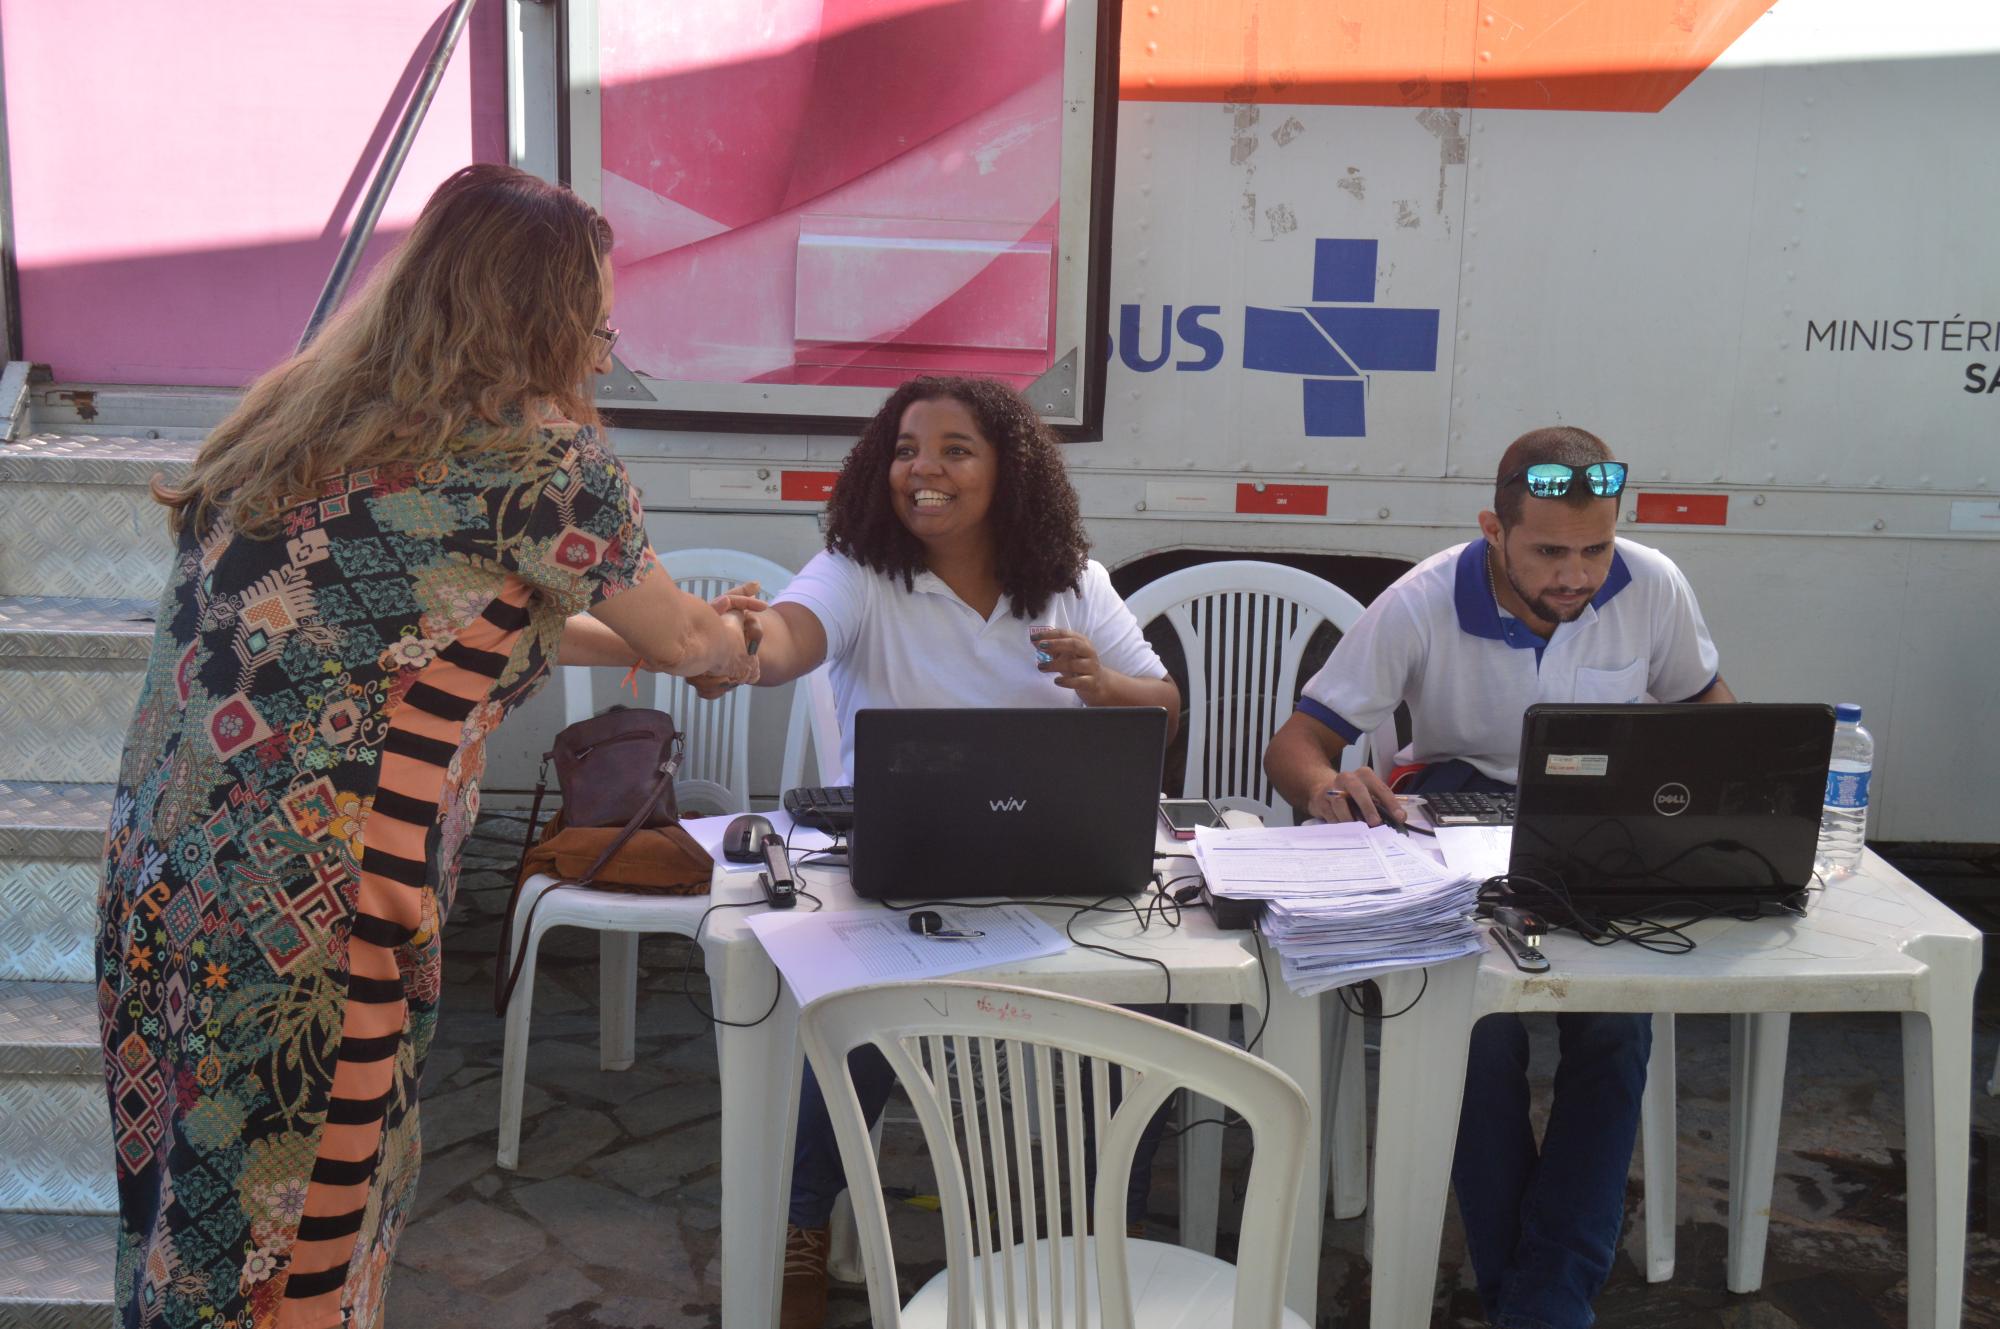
top-left (780, 1223), bottom-right (831, 1329)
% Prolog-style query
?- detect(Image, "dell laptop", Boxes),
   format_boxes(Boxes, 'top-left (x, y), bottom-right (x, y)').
top-left (1509, 702), bottom-right (1836, 912)
top-left (847, 707), bottom-right (1170, 900)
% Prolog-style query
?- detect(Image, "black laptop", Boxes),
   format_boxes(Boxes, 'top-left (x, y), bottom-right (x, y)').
top-left (847, 707), bottom-right (1169, 900)
top-left (1508, 703), bottom-right (1836, 912)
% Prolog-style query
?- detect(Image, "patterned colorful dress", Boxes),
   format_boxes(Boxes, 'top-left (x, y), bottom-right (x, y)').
top-left (98, 420), bottom-right (653, 1328)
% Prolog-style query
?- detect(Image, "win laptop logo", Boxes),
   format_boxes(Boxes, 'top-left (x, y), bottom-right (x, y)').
top-left (989, 798), bottom-right (1029, 812)
top-left (1243, 238), bottom-right (1441, 438)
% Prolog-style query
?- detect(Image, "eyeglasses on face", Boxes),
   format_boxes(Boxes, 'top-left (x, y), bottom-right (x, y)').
top-left (1502, 460), bottom-right (1628, 499)
top-left (591, 325), bottom-right (620, 355)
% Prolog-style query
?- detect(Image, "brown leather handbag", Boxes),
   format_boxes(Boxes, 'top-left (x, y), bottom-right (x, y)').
top-left (547, 706), bottom-right (684, 830)
top-left (494, 706), bottom-right (713, 1015)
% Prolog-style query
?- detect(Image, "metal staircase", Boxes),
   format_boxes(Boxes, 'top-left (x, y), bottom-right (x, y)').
top-left (0, 17), bottom-right (471, 1316)
top-left (0, 431), bottom-right (194, 1327)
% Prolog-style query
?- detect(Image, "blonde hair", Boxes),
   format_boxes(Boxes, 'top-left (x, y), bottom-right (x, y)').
top-left (156, 164), bottom-right (614, 538)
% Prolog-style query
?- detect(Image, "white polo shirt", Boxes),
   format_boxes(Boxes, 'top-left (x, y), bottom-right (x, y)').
top-left (776, 550), bottom-right (1170, 782)
top-left (1297, 538), bottom-right (1720, 785)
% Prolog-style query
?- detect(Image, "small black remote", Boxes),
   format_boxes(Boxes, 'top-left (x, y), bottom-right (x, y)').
top-left (760, 836), bottom-right (798, 909)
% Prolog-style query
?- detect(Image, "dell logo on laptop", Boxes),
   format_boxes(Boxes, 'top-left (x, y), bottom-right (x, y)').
top-left (989, 797), bottom-right (1029, 812)
top-left (1652, 783), bottom-right (1691, 816)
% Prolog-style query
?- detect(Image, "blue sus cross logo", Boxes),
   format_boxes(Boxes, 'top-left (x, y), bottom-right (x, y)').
top-left (1242, 239), bottom-right (1441, 438)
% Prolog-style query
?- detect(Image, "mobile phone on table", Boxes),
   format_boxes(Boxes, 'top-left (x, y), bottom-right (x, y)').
top-left (1159, 797), bottom-right (1225, 840)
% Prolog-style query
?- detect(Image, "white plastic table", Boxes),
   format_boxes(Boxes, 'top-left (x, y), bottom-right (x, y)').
top-left (1365, 851), bottom-right (1981, 1329)
top-left (691, 849), bottom-right (1329, 1328)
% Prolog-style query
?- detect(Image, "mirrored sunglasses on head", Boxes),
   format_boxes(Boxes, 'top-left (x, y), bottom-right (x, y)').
top-left (1505, 460), bottom-right (1628, 499)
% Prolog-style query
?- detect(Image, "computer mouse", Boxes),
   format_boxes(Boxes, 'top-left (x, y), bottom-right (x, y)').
top-left (908, 909), bottom-right (944, 936)
top-left (722, 814), bottom-right (776, 863)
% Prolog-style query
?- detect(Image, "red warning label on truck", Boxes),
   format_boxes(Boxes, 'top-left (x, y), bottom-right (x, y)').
top-left (780, 471), bottom-right (839, 502)
top-left (1635, 493), bottom-right (1728, 525)
top-left (1235, 483), bottom-right (1329, 516)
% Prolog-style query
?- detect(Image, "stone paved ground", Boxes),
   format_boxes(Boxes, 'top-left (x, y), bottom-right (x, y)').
top-left (384, 819), bottom-right (2000, 1328)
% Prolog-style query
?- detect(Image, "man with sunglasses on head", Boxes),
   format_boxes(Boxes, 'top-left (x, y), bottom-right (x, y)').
top-left (1265, 425), bottom-right (1733, 1329)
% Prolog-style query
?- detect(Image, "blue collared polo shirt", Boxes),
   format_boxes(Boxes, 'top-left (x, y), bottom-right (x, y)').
top-left (1296, 538), bottom-right (1720, 785)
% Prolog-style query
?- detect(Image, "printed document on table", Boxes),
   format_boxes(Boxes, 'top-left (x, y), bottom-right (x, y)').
top-left (1192, 821), bottom-right (1456, 896)
top-left (1192, 821), bottom-right (1375, 894)
top-left (1434, 825), bottom-right (1513, 882)
top-left (744, 904), bottom-right (1068, 1007)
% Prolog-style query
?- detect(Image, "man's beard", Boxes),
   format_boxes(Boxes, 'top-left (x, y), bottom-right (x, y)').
top-left (1499, 557), bottom-right (1592, 625)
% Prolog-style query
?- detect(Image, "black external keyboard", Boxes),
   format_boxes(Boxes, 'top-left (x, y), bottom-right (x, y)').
top-left (783, 784), bottom-right (855, 834)
top-left (1421, 791), bottom-right (1516, 825)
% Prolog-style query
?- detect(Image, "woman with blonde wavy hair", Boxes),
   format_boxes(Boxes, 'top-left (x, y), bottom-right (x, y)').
top-left (100, 163), bottom-right (754, 1329)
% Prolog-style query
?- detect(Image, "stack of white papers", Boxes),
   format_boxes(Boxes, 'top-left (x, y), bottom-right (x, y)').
top-left (1192, 822), bottom-right (1483, 993)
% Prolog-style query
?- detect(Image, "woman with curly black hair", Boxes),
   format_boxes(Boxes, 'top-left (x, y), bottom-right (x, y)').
top-left (701, 375), bottom-right (1179, 1329)
top-left (708, 374), bottom-right (1177, 781)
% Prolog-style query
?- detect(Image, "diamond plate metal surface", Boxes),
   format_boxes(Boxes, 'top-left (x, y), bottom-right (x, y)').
top-left (0, 982), bottom-right (96, 1077)
top-left (0, 784), bottom-right (114, 861)
top-left (0, 1212), bottom-right (115, 1326)
top-left (0, 863), bottom-right (96, 984)
top-left (0, 985), bottom-right (112, 1215)
top-left (0, 1303), bottom-right (107, 1329)
top-left (0, 434), bottom-right (195, 486)
top-left (0, 486), bottom-right (175, 601)
top-left (0, 601), bottom-right (154, 661)
top-left (0, 666), bottom-right (143, 785)
top-left (0, 438), bottom-right (152, 1320)
top-left (0, 1073), bottom-right (114, 1213)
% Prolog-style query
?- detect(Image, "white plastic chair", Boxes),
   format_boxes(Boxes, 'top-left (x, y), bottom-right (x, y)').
top-left (799, 981), bottom-right (1313, 1329)
top-left (1122, 560), bottom-right (1369, 827)
top-left (496, 551), bottom-right (844, 1169)
top-left (1123, 561), bottom-right (1375, 1235)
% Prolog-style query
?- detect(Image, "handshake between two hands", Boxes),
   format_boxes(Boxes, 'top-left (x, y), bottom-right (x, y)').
top-left (691, 581), bottom-right (765, 697)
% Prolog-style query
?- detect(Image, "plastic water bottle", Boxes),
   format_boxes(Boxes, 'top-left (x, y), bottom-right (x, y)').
top-left (1817, 703), bottom-right (1873, 874)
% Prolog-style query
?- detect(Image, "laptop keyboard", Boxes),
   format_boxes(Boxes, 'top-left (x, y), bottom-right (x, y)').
top-left (1421, 791), bottom-right (1516, 825)
top-left (783, 784), bottom-right (855, 834)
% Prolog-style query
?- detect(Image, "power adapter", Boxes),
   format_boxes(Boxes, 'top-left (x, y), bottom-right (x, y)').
top-left (1199, 881), bottom-right (1266, 930)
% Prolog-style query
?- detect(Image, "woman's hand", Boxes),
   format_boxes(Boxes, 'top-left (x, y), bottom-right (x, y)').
top-left (709, 581), bottom-right (768, 622)
top-left (683, 598), bottom-right (830, 700)
top-left (711, 582), bottom-right (768, 670)
top-left (646, 603), bottom-right (759, 691)
top-left (710, 610), bottom-right (760, 685)
top-left (1030, 627), bottom-right (1113, 706)
top-left (687, 671), bottom-right (740, 701)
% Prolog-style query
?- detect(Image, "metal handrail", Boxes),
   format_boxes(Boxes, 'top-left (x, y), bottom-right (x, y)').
top-left (298, 0), bottom-right (480, 352)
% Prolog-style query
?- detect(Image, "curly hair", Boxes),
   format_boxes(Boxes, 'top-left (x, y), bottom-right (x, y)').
top-left (822, 376), bottom-right (1089, 620)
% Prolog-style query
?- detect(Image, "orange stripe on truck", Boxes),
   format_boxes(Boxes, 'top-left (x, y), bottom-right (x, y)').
top-left (1120, 0), bottom-right (1776, 113)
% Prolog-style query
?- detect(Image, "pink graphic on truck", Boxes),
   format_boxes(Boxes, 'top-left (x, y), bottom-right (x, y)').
top-left (599, 0), bottom-right (1067, 389)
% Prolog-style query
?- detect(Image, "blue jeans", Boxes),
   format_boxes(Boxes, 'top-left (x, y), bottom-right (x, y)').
top-left (791, 1006), bottom-right (1175, 1230)
top-left (1414, 761), bottom-right (1650, 1329)
top-left (1454, 1010), bottom-right (1651, 1329)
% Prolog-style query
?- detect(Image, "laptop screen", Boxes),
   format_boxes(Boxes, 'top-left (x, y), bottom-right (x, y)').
top-left (848, 707), bottom-right (1169, 901)
top-left (1510, 703), bottom-right (1835, 907)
